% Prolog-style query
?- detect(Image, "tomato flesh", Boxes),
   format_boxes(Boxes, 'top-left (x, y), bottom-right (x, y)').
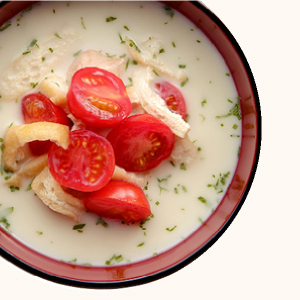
top-left (21, 93), bottom-right (72, 156)
top-left (67, 67), bottom-right (132, 128)
top-left (84, 180), bottom-right (151, 223)
top-left (155, 81), bottom-right (187, 120)
top-left (48, 130), bottom-right (115, 192)
top-left (107, 114), bottom-right (174, 172)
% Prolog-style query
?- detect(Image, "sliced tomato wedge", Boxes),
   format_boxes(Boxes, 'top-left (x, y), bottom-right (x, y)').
top-left (84, 180), bottom-right (151, 223)
top-left (21, 93), bottom-right (72, 156)
top-left (107, 114), bottom-right (174, 172)
top-left (155, 81), bottom-right (187, 120)
top-left (48, 130), bottom-right (115, 192)
top-left (67, 67), bottom-right (132, 128)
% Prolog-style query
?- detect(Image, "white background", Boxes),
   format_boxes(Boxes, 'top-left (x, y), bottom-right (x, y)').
top-left (1, 0), bottom-right (299, 299)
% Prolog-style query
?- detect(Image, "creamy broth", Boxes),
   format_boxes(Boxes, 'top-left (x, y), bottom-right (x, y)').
top-left (0, 1), bottom-right (241, 265)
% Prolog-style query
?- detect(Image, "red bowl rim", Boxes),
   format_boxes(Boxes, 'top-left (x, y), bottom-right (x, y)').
top-left (0, 1), bottom-right (261, 288)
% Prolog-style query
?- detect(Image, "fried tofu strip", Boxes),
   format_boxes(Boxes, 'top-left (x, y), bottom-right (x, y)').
top-left (6, 154), bottom-right (48, 188)
top-left (31, 166), bottom-right (85, 221)
top-left (112, 165), bottom-right (150, 188)
top-left (67, 49), bottom-right (126, 82)
top-left (38, 75), bottom-right (69, 110)
top-left (0, 29), bottom-right (79, 102)
top-left (127, 67), bottom-right (190, 138)
top-left (3, 122), bottom-right (69, 172)
top-left (170, 135), bottom-right (199, 166)
top-left (125, 36), bottom-right (186, 81)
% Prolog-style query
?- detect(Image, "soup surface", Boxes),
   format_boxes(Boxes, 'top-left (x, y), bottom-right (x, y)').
top-left (0, 1), bottom-right (241, 266)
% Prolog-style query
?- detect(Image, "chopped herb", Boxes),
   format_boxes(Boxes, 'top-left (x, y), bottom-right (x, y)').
top-left (105, 254), bottom-right (123, 265)
top-left (42, 57), bottom-right (45, 62)
top-left (180, 163), bottom-right (186, 170)
top-left (105, 53), bottom-right (116, 58)
top-left (124, 25), bottom-right (130, 31)
top-left (53, 9), bottom-right (55, 13)
top-left (159, 48), bottom-right (165, 54)
top-left (207, 172), bottom-right (230, 193)
top-left (80, 17), bottom-right (86, 29)
top-left (157, 175), bottom-right (171, 194)
top-left (0, 22), bottom-right (11, 32)
top-left (172, 41), bottom-right (176, 48)
top-left (179, 64), bottom-right (186, 69)
top-left (152, 69), bottom-right (159, 76)
top-left (201, 99), bottom-right (207, 106)
top-left (125, 59), bottom-right (129, 70)
top-left (164, 6), bottom-right (175, 18)
top-left (197, 147), bottom-right (202, 152)
top-left (9, 186), bottom-right (20, 192)
top-left (119, 53), bottom-right (126, 58)
top-left (196, 40), bottom-right (201, 43)
top-left (181, 77), bottom-right (189, 87)
top-left (132, 60), bottom-right (138, 65)
top-left (30, 82), bottom-right (38, 88)
top-left (170, 160), bottom-right (175, 167)
top-left (226, 72), bottom-right (230, 76)
top-left (106, 16), bottom-right (117, 22)
top-left (198, 196), bottom-right (207, 204)
top-left (73, 223), bottom-right (85, 232)
top-left (128, 39), bottom-right (141, 53)
top-left (73, 50), bottom-right (82, 57)
top-left (118, 33), bottom-right (125, 44)
top-left (36, 231), bottom-right (43, 235)
top-left (155, 201), bottom-right (160, 205)
top-left (166, 225), bottom-right (177, 232)
top-left (28, 39), bottom-right (38, 48)
top-left (96, 217), bottom-right (108, 228)
top-left (22, 50), bottom-right (31, 55)
top-left (55, 32), bottom-right (62, 39)
top-left (137, 242), bottom-right (144, 247)
top-left (216, 101), bottom-right (241, 120)
top-left (49, 47), bottom-right (54, 53)
top-left (233, 124), bottom-right (238, 129)
top-left (26, 178), bottom-right (34, 191)
top-left (4, 176), bottom-right (11, 181)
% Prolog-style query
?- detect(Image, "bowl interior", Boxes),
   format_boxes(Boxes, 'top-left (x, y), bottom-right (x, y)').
top-left (0, 0), bottom-right (261, 288)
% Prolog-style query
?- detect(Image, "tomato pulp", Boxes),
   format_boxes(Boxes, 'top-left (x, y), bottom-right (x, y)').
top-left (84, 180), bottom-right (151, 223)
top-left (107, 114), bottom-right (174, 172)
top-left (67, 67), bottom-right (132, 128)
top-left (48, 130), bottom-right (115, 192)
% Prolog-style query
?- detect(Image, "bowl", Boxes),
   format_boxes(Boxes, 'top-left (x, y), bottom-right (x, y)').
top-left (0, 0), bottom-right (261, 288)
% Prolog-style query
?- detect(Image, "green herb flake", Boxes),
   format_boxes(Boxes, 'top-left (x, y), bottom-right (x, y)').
top-left (22, 50), bottom-right (31, 55)
top-left (181, 77), bottom-right (189, 87)
top-left (73, 223), bottom-right (86, 232)
top-left (30, 82), bottom-right (38, 88)
top-left (159, 48), bottom-right (165, 54)
top-left (36, 231), bottom-right (43, 235)
top-left (80, 17), bottom-right (86, 29)
top-left (166, 225), bottom-right (177, 232)
top-left (201, 99), bottom-right (207, 106)
top-left (55, 32), bottom-right (62, 39)
top-left (42, 57), bottom-right (45, 62)
top-left (226, 72), bottom-right (230, 76)
top-left (233, 124), bottom-right (238, 129)
top-left (164, 6), bottom-right (175, 18)
top-left (0, 22), bottom-right (11, 32)
top-left (180, 163), bottom-right (186, 170)
top-left (49, 47), bottom-right (54, 53)
top-left (28, 39), bottom-right (38, 48)
top-left (216, 101), bottom-right (241, 120)
top-left (96, 217), bottom-right (108, 228)
top-left (128, 39), bottom-right (141, 53)
top-left (196, 40), bottom-right (201, 43)
top-left (124, 25), bottom-right (130, 31)
top-left (106, 16), bottom-right (117, 22)
top-left (9, 186), bottom-right (20, 192)
top-left (179, 64), bottom-right (186, 69)
top-left (172, 41), bottom-right (176, 48)
top-left (118, 33), bottom-right (125, 44)
top-left (198, 196), bottom-right (207, 204)
top-left (105, 254), bottom-right (123, 266)
top-left (73, 50), bottom-right (82, 57)
top-left (137, 242), bottom-right (144, 247)
top-left (152, 69), bottom-right (159, 76)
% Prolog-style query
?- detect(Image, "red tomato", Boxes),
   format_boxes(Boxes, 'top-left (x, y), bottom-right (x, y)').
top-left (107, 114), bottom-right (174, 172)
top-left (155, 81), bottom-right (187, 120)
top-left (48, 130), bottom-right (115, 192)
top-left (84, 180), bottom-right (151, 223)
top-left (67, 67), bottom-right (132, 128)
top-left (21, 93), bottom-right (72, 156)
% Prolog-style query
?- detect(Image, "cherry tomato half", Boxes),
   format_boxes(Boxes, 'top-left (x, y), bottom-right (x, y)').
top-left (84, 180), bottom-right (151, 223)
top-left (67, 67), bottom-right (132, 128)
top-left (21, 93), bottom-right (72, 156)
top-left (107, 114), bottom-right (174, 172)
top-left (48, 130), bottom-right (115, 192)
top-left (155, 81), bottom-right (187, 120)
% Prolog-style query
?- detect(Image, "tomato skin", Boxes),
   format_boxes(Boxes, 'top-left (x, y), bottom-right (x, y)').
top-left (155, 81), bottom-right (187, 120)
top-left (48, 130), bottom-right (115, 192)
top-left (67, 67), bottom-right (132, 128)
top-left (21, 93), bottom-right (72, 156)
top-left (84, 180), bottom-right (151, 223)
top-left (107, 114), bottom-right (174, 172)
